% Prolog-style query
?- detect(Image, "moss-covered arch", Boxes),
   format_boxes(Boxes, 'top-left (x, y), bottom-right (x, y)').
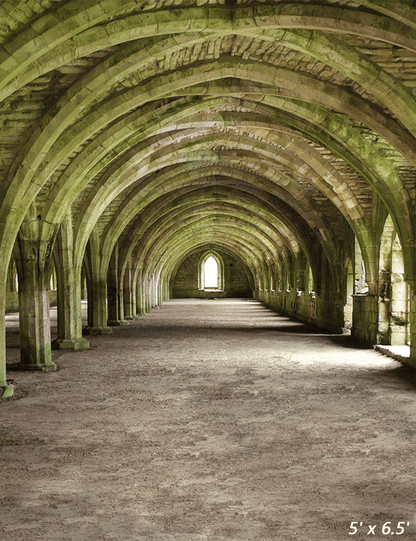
top-left (1, 4), bottom-right (414, 260)
top-left (2, 3), bottom-right (416, 102)
top-left (5, 54), bottom-right (412, 232)
top-left (115, 184), bottom-right (317, 269)
top-left (115, 190), bottom-right (298, 262)
top-left (38, 82), bottom-right (414, 238)
top-left (3, 62), bottom-right (412, 300)
top-left (20, 103), bottom-right (409, 300)
top-left (137, 212), bottom-right (282, 276)
top-left (74, 144), bottom-right (339, 267)
top-left (96, 177), bottom-right (329, 302)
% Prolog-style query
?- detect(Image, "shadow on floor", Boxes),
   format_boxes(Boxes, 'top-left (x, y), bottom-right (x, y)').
top-left (380, 363), bottom-right (416, 387)
top-left (327, 334), bottom-right (372, 349)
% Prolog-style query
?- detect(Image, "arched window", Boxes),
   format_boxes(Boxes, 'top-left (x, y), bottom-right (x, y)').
top-left (198, 251), bottom-right (224, 291)
top-left (204, 256), bottom-right (218, 289)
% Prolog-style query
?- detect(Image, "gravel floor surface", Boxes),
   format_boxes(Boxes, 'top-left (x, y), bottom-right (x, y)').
top-left (2, 298), bottom-right (416, 540)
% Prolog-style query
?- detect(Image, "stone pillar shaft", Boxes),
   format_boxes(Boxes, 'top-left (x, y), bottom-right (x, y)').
top-left (107, 244), bottom-right (127, 326)
top-left (352, 294), bottom-right (379, 347)
top-left (88, 272), bottom-right (112, 335)
top-left (123, 262), bottom-right (136, 320)
top-left (17, 276), bottom-right (55, 368)
top-left (55, 266), bottom-right (89, 350)
top-left (54, 216), bottom-right (89, 350)
top-left (13, 210), bottom-right (57, 370)
top-left (136, 279), bottom-right (145, 316)
top-left (408, 288), bottom-right (416, 368)
top-left (85, 236), bottom-right (113, 336)
top-left (0, 295), bottom-right (14, 397)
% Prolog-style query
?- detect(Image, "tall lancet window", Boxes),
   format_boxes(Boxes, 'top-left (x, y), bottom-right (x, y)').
top-left (199, 252), bottom-right (224, 291)
top-left (204, 256), bottom-right (218, 289)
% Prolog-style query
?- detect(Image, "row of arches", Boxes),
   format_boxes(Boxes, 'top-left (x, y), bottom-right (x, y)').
top-left (2, 1), bottom-right (416, 399)
top-left (5, 213), bottom-right (410, 346)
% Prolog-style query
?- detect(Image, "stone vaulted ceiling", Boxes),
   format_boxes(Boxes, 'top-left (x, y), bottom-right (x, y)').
top-left (1, 0), bottom-right (416, 293)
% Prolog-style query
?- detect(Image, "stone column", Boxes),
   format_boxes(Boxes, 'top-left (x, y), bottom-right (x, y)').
top-left (148, 276), bottom-right (154, 309)
top-left (152, 275), bottom-right (158, 308)
top-left (135, 275), bottom-right (146, 316)
top-left (0, 290), bottom-right (14, 398)
top-left (352, 294), bottom-right (379, 346)
top-left (159, 274), bottom-right (169, 304)
top-left (107, 244), bottom-right (127, 326)
top-left (81, 266), bottom-right (87, 300)
top-left (53, 215), bottom-right (90, 350)
top-left (7, 258), bottom-right (17, 293)
top-left (331, 292), bottom-right (345, 334)
top-left (87, 272), bottom-right (112, 335)
top-left (123, 259), bottom-right (136, 320)
top-left (408, 285), bottom-right (416, 368)
top-left (389, 246), bottom-right (408, 345)
top-left (145, 278), bottom-right (151, 313)
top-left (85, 241), bottom-right (112, 336)
top-left (13, 209), bottom-right (56, 370)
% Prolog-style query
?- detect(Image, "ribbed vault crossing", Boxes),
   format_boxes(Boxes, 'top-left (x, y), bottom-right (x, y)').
top-left (2, 1), bottom-right (416, 395)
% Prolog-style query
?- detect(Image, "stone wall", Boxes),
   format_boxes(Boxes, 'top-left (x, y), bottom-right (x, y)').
top-left (172, 251), bottom-right (252, 298)
top-left (263, 288), bottom-right (344, 334)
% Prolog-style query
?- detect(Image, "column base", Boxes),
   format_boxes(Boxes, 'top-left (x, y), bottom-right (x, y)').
top-left (84, 326), bottom-right (113, 336)
top-left (125, 316), bottom-right (134, 321)
top-left (107, 320), bottom-right (129, 326)
top-left (13, 361), bottom-right (57, 372)
top-left (0, 384), bottom-right (15, 399)
top-left (51, 338), bottom-right (90, 350)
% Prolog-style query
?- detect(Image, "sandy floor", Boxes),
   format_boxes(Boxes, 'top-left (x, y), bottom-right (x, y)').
top-left (1, 298), bottom-right (416, 540)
